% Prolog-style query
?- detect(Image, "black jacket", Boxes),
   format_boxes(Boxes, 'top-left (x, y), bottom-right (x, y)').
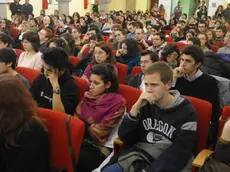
top-left (10, 2), bottom-right (22, 15)
top-left (128, 73), bottom-right (143, 89)
top-left (31, 71), bottom-right (79, 115)
top-left (0, 119), bottom-right (49, 172)
top-left (22, 3), bottom-right (33, 17)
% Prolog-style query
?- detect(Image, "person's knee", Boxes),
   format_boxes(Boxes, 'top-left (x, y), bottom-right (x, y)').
top-left (221, 119), bottom-right (230, 141)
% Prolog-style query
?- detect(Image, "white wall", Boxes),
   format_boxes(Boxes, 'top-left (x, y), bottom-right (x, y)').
top-left (208, 0), bottom-right (226, 17)
top-left (158, 0), bottom-right (172, 22)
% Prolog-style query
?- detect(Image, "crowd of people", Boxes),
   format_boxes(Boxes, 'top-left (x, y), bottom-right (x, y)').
top-left (0, 0), bottom-right (230, 171)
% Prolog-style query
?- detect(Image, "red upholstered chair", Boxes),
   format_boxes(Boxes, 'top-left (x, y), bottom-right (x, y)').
top-left (102, 35), bottom-right (109, 42)
top-left (116, 62), bottom-right (128, 84)
top-left (69, 56), bottom-right (82, 67)
top-left (211, 45), bottom-right (218, 53)
top-left (218, 106), bottom-right (230, 137)
top-left (185, 96), bottom-right (212, 154)
top-left (130, 66), bottom-right (141, 78)
top-left (162, 30), bottom-right (171, 35)
top-left (73, 76), bottom-right (87, 101)
top-left (165, 36), bottom-right (173, 43)
top-left (118, 84), bottom-right (141, 112)
top-left (14, 48), bottom-right (23, 58)
top-left (16, 66), bottom-right (41, 85)
top-left (175, 42), bottom-right (186, 51)
top-left (11, 27), bottom-right (19, 40)
top-left (38, 108), bottom-right (85, 172)
top-left (112, 50), bottom-right (116, 56)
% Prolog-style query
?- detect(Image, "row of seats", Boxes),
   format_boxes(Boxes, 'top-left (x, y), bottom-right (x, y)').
top-left (15, 66), bottom-right (230, 171)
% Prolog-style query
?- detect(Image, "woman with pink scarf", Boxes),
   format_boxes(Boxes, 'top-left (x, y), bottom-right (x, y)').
top-left (75, 63), bottom-right (126, 172)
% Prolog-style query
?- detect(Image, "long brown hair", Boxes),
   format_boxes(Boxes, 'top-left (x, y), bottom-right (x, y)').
top-left (0, 74), bottom-right (44, 147)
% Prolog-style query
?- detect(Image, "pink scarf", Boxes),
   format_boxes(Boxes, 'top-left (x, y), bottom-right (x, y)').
top-left (76, 92), bottom-right (125, 124)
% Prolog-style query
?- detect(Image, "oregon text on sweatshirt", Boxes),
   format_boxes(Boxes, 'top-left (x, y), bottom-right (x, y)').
top-left (118, 90), bottom-right (197, 172)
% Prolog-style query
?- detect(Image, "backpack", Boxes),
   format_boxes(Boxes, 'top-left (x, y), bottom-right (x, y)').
top-left (199, 156), bottom-right (230, 172)
top-left (201, 52), bottom-right (230, 80)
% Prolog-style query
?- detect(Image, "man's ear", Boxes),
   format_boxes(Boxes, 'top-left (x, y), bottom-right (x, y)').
top-left (166, 80), bottom-right (172, 90)
top-left (195, 62), bottom-right (201, 69)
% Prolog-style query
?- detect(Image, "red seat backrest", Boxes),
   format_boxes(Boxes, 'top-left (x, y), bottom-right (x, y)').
top-left (73, 76), bottom-right (87, 101)
top-left (175, 42), bottom-right (186, 51)
top-left (119, 84), bottom-right (141, 112)
top-left (14, 49), bottom-right (23, 58)
top-left (11, 27), bottom-right (19, 40)
top-left (16, 66), bottom-right (41, 85)
top-left (211, 45), bottom-right (218, 53)
top-left (102, 35), bottom-right (109, 42)
top-left (130, 66), bottom-right (141, 78)
top-left (185, 96), bottom-right (212, 153)
top-left (165, 36), bottom-right (173, 43)
top-left (38, 108), bottom-right (85, 172)
top-left (116, 62), bottom-right (128, 84)
top-left (69, 56), bottom-right (82, 67)
top-left (218, 106), bottom-right (230, 137)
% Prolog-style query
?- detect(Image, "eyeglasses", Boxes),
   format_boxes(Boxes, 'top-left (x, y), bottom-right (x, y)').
top-left (167, 52), bottom-right (178, 59)
top-left (121, 46), bottom-right (127, 50)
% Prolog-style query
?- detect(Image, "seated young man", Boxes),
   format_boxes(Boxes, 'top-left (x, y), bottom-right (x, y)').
top-left (217, 31), bottom-right (230, 55)
top-left (172, 45), bottom-right (219, 144)
top-left (31, 47), bottom-right (79, 115)
top-left (128, 50), bottom-right (158, 91)
top-left (103, 61), bottom-right (197, 172)
top-left (0, 48), bottom-right (30, 89)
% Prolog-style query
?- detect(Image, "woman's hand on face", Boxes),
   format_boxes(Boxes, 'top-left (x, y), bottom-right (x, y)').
top-left (116, 49), bottom-right (123, 56)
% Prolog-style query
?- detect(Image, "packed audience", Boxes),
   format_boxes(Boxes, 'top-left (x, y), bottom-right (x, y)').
top-left (0, 0), bottom-right (230, 171)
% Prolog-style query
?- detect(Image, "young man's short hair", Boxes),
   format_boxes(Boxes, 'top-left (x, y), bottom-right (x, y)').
top-left (0, 33), bottom-right (14, 47)
top-left (182, 45), bottom-right (204, 64)
top-left (141, 50), bottom-right (159, 63)
top-left (128, 22), bottom-right (138, 28)
top-left (155, 33), bottom-right (166, 42)
top-left (216, 26), bottom-right (227, 35)
top-left (144, 61), bottom-right (173, 84)
top-left (0, 48), bottom-right (17, 69)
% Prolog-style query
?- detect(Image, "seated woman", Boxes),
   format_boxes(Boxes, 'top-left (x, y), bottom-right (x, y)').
top-left (81, 43), bottom-right (118, 82)
top-left (169, 26), bottom-right (184, 42)
top-left (18, 31), bottom-right (42, 70)
top-left (197, 33), bottom-right (212, 53)
top-left (13, 21), bottom-right (30, 49)
top-left (31, 47), bottom-right (79, 115)
top-left (179, 29), bottom-right (196, 44)
top-left (207, 29), bottom-right (216, 45)
top-left (161, 43), bottom-right (180, 69)
top-left (74, 35), bottom-right (100, 76)
top-left (116, 38), bottom-right (140, 81)
top-left (71, 26), bottom-right (83, 47)
top-left (75, 63), bottom-right (126, 172)
top-left (0, 74), bottom-right (49, 172)
top-left (60, 33), bottom-right (80, 56)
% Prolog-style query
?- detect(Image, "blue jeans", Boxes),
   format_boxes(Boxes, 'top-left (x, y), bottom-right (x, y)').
top-left (102, 163), bottom-right (123, 172)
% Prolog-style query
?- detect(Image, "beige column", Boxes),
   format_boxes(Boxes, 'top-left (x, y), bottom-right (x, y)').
top-left (56, 0), bottom-right (72, 15)
top-left (0, 3), bottom-right (9, 19)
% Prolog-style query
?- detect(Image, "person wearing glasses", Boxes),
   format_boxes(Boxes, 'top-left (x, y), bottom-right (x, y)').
top-left (31, 47), bottom-right (79, 115)
top-left (161, 43), bottom-right (181, 69)
top-left (147, 33), bottom-right (167, 58)
top-left (81, 43), bottom-right (118, 83)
